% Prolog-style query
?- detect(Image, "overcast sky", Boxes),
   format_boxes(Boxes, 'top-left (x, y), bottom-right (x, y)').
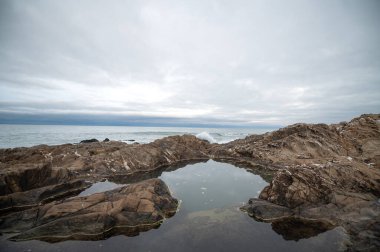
top-left (0, 0), bottom-right (379, 126)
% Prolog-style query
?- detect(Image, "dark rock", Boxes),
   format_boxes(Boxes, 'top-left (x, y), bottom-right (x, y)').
top-left (271, 217), bottom-right (336, 241)
top-left (103, 138), bottom-right (110, 142)
top-left (241, 198), bottom-right (293, 220)
top-left (80, 139), bottom-right (99, 143)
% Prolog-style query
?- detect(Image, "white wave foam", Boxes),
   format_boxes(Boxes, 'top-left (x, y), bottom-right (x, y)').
top-left (196, 132), bottom-right (217, 143)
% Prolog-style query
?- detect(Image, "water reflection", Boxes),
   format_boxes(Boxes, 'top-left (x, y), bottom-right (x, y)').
top-left (271, 218), bottom-right (336, 241)
top-left (159, 160), bottom-right (267, 212)
top-left (78, 180), bottom-right (125, 197)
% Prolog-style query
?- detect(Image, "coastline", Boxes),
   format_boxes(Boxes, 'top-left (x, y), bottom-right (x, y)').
top-left (0, 114), bottom-right (379, 251)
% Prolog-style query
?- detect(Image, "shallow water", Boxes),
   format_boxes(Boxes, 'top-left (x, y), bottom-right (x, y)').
top-left (78, 180), bottom-right (125, 197)
top-left (0, 160), bottom-right (345, 252)
top-left (159, 160), bottom-right (266, 212)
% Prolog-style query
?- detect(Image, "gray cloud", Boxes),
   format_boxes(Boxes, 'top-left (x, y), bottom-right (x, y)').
top-left (0, 0), bottom-right (379, 126)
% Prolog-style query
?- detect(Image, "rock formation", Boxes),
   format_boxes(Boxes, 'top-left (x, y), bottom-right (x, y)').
top-left (0, 114), bottom-right (379, 250)
top-left (236, 114), bottom-right (380, 251)
top-left (1, 179), bottom-right (178, 242)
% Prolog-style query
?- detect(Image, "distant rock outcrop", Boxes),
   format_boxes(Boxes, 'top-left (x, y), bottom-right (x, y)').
top-left (80, 138), bottom-right (99, 143)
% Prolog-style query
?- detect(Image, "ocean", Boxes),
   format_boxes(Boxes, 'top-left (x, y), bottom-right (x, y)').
top-left (0, 124), bottom-right (276, 149)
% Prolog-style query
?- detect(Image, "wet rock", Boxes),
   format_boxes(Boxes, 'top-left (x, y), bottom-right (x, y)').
top-left (103, 138), bottom-right (110, 142)
top-left (5, 179), bottom-right (178, 242)
top-left (241, 198), bottom-right (293, 220)
top-left (80, 139), bottom-right (99, 143)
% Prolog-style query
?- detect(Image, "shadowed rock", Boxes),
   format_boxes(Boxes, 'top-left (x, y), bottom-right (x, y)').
top-left (271, 218), bottom-right (336, 241)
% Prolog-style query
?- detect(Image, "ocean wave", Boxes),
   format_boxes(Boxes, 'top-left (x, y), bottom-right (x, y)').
top-left (195, 132), bottom-right (217, 143)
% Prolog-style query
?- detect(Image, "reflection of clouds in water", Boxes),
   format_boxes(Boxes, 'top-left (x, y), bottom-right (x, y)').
top-left (78, 180), bottom-right (125, 197)
top-left (159, 160), bottom-right (268, 211)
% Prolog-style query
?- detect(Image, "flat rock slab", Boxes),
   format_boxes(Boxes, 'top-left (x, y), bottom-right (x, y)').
top-left (2, 178), bottom-right (178, 242)
top-left (0, 179), bottom-right (91, 215)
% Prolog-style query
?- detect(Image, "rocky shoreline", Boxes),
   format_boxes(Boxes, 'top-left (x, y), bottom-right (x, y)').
top-left (0, 114), bottom-right (379, 251)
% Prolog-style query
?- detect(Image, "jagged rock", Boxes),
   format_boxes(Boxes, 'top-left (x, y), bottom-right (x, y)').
top-left (0, 163), bottom-right (70, 196)
top-left (0, 135), bottom-right (211, 185)
top-left (214, 114), bottom-right (380, 168)
top-left (3, 179), bottom-right (178, 242)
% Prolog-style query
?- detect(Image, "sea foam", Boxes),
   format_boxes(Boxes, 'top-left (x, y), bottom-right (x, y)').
top-left (196, 132), bottom-right (216, 143)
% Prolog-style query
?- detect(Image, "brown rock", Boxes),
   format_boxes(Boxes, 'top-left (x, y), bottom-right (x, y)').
top-left (4, 178), bottom-right (178, 242)
top-left (0, 179), bottom-right (91, 214)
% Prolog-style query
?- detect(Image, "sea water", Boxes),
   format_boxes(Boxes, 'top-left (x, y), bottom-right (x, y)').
top-left (0, 124), bottom-right (275, 148)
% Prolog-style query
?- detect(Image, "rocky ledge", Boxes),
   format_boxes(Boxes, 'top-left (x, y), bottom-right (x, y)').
top-left (0, 114), bottom-right (379, 250)
top-left (0, 178), bottom-right (178, 242)
top-left (235, 114), bottom-right (380, 251)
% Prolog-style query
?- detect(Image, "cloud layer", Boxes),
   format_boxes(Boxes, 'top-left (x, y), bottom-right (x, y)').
top-left (1, 0), bottom-right (379, 126)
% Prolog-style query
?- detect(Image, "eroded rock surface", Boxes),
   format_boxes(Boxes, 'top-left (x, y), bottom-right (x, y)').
top-left (0, 135), bottom-right (210, 195)
top-left (239, 114), bottom-right (380, 251)
top-left (0, 179), bottom-right (178, 242)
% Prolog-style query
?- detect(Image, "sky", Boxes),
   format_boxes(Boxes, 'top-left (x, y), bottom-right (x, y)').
top-left (0, 0), bottom-right (379, 127)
